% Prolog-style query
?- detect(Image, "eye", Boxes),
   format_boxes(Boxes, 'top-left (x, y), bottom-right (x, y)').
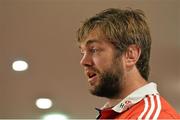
top-left (90, 48), bottom-right (99, 53)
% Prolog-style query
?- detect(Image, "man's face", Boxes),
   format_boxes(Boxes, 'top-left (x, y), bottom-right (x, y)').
top-left (79, 28), bottom-right (124, 98)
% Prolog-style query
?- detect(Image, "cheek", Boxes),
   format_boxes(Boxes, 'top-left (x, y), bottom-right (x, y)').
top-left (93, 56), bottom-right (114, 72)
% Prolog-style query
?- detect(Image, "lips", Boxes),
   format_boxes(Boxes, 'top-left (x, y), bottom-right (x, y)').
top-left (85, 70), bottom-right (98, 85)
top-left (87, 72), bottom-right (96, 79)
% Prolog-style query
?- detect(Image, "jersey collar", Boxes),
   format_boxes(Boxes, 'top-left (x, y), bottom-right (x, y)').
top-left (103, 82), bottom-right (159, 113)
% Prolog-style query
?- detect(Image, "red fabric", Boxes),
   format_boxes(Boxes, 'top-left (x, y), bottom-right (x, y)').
top-left (97, 95), bottom-right (180, 119)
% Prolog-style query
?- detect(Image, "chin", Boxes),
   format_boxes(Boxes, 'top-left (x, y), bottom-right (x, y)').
top-left (89, 85), bottom-right (98, 94)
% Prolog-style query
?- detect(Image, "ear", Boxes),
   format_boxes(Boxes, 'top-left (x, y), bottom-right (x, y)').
top-left (123, 45), bottom-right (141, 68)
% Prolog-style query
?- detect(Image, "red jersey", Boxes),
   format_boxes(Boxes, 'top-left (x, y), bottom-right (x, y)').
top-left (96, 82), bottom-right (180, 119)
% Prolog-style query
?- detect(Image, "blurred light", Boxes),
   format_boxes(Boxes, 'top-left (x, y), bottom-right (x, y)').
top-left (36, 98), bottom-right (52, 109)
top-left (42, 114), bottom-right (68, 120)
top-left (12, 60), bottom-right (28, 71)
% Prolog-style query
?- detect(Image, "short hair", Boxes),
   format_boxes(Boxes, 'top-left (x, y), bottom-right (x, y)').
top-left (77, 8), bottom-right (151, 80)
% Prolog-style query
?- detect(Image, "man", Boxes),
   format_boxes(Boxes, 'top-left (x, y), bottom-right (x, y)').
top-left (77, 8), bottom-right (180, 119)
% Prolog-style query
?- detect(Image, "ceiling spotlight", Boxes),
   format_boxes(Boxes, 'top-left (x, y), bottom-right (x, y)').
top-left (42, 113), bottom-right (68, 120)
top-left (36, 98), bottom-right (53, 109)
top-left (12, 60), bottom-right (28, 71)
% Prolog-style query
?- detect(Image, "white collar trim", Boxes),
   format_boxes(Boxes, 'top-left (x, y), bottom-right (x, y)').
top-left (112, 82), bottom-right (159, 113)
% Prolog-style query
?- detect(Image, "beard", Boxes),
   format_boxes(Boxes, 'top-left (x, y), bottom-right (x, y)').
top-left (90, 59), bottom-right (124, 99)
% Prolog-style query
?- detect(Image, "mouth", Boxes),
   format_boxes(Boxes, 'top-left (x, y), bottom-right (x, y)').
top-left (86, 71), bottom-right (98, 85)
top-left (88, 72), bottom-right (96, 78)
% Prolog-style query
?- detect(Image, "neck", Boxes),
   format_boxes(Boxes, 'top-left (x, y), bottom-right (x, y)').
top-left (103, 67), bottom-right (148, 109)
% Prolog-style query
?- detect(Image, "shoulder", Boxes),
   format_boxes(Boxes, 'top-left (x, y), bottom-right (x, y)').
top-left (126, 95), bottom-right (180, 119)
top-left (158, 96), bottom-right (180, 119)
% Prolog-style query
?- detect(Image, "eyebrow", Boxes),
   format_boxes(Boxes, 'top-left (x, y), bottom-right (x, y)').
top-left (79, 39), bottom-right (102, 49)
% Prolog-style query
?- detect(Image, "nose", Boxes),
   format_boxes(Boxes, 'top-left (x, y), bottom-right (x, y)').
top-left (80, 53), bottom-right (93, 67)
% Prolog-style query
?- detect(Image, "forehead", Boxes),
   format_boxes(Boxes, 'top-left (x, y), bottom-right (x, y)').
top-left (79, 28), bottom-right (107, 47)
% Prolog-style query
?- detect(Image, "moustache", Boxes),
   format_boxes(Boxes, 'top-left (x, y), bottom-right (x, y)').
top-left (85, 67), bottom-right (100, 74)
